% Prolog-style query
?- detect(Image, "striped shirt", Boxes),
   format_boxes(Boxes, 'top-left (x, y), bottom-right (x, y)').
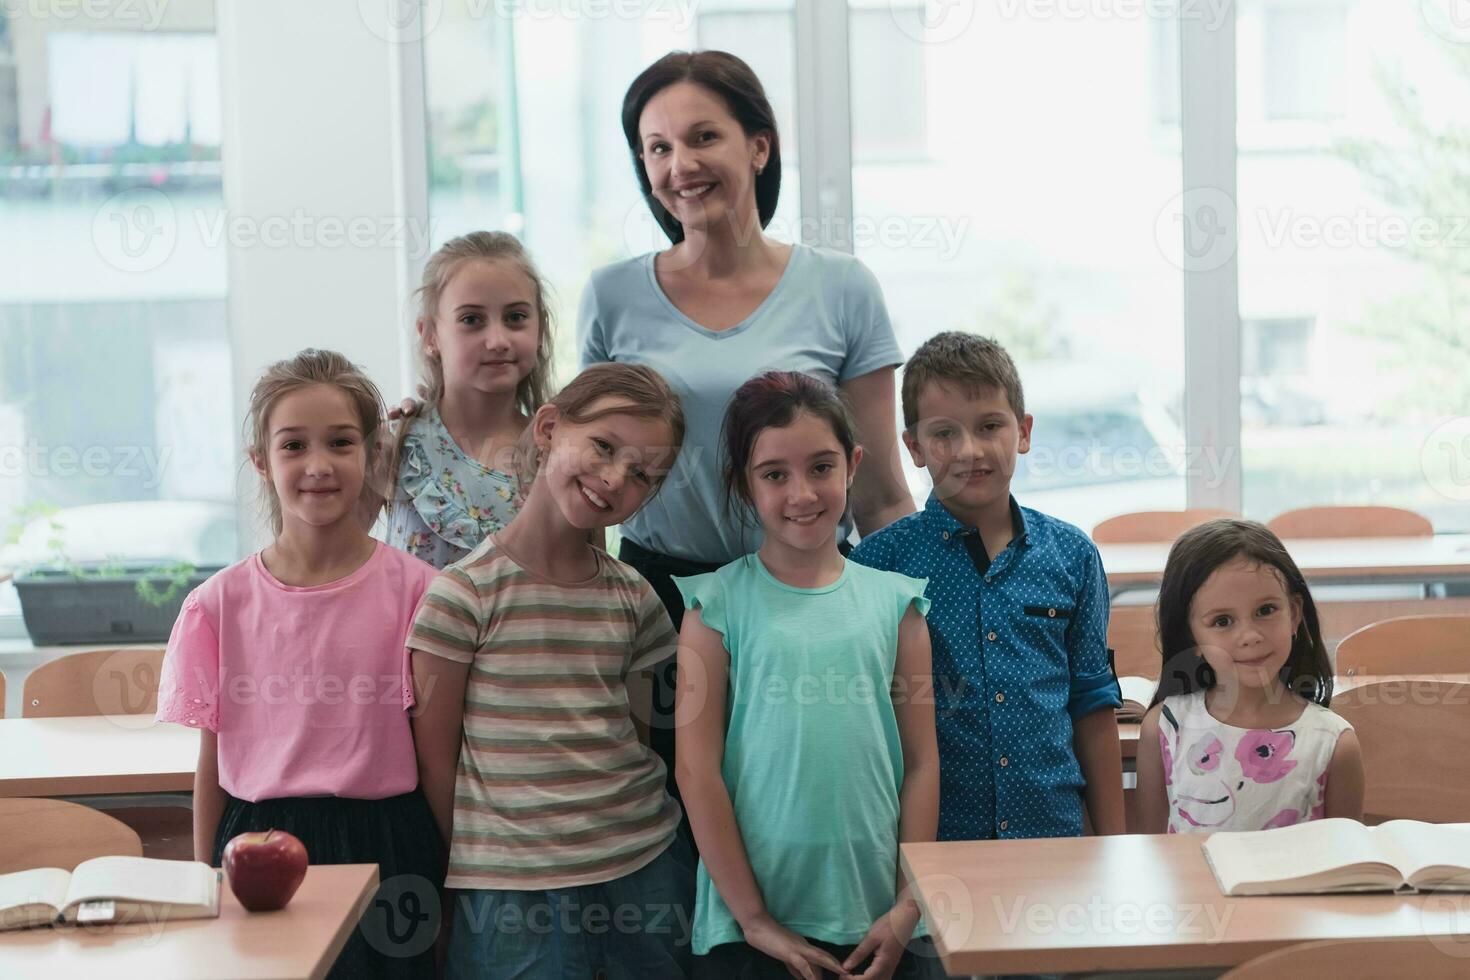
top-left (408, 537), bottom-right (682, 890)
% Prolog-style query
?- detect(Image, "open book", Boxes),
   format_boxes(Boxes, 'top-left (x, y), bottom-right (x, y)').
top-left (1115, 675), bottom-right (1157, 723)
top-left (1203, 819), bottom-right (1470, 895)
top-left (0, 856), bottom-right (220, 931)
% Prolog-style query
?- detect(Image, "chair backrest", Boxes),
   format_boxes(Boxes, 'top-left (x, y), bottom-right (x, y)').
top-left (22, 647), bottom-right (166, 718)
top-left (1267, 505), bottom-right (1433, 539)
top-left (1091, 509), bottom-right (1235, 544)
top-left (1221, 937), bottom-right (1470, 979)
top-left (1333, 680), bottom-right (1470, 823)
top-left (1336, 615), bottom-right (1470, 677)
top-left (0, 798), bottom-right (143, 874)
top-left (0, 667), bottom-right (6, 718)
top-left (1107, 604), bottom-right (1160, 679)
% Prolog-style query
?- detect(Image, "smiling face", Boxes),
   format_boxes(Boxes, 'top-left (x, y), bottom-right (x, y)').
top-left (746, 412), bottom-right (861, 557)
top-left (1188, 557), bottom-right (1303, 693)
top-left (533, 397), bottom-right (675, 531)
top-left (904, 380), bottom-right (1032, 522)
top-left (254, 384), bottom-right (368, 532)
top-left (422, 258), bottom-right (541, 401)
top-left (637, 80), bottom-right (769, 237)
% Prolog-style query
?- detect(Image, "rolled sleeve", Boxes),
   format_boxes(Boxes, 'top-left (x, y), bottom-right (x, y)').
top-left (837, 259), bottom-right (903, 383)
top-left (1066, 544), bottom-right (1121, 719)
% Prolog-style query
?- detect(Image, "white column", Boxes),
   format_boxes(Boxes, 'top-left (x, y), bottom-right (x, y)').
top-left (217, 0), bottom-right (425, 546)
top-left (1179, 1), bottom-right (1243, 512)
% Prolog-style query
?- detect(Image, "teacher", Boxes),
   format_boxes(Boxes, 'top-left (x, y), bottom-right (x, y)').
top-left (579, 49), bottom-right (916, 792)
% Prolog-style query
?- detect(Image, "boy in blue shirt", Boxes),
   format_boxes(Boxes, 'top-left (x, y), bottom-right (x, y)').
top-left (851, 332), bottom-right (1124, 841)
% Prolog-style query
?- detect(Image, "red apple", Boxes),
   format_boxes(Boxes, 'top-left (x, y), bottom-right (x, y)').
top-left (223, 829), bottom-right (309, 911)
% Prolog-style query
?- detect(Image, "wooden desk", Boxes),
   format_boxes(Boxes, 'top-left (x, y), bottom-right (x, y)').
top-left (0, 717), bottom-right (198, 797)
top-left (902, 833), bottom-right (1470, 975)
top-left (0, 863), bottom-right (377, 980)
top-left (1101, 534), bottom-right (1470, 595)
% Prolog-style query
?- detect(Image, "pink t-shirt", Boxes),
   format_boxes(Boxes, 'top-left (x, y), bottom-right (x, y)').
top-left (156, 541), bottom-right (438, 802)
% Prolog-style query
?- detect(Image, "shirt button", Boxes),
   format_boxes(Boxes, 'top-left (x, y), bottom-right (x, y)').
top-left (984, 575), bottom-right (991, 583)
top-left (987, 631), bottom-right (997, 641)
top-left (994, 692), bottom-right (1004, 703)
top-left (999, 820), bottom-right (1009, 832)
top-left (999, 757), bottom-right (1009, 767)
top-left (1048, 608), bottom-right (1057, 618)
top-left (941, 531), bottom-right (950, 540)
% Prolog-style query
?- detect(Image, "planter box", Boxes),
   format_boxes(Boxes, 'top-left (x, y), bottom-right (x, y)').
top-left (13, 563), bottom-right (223, 646)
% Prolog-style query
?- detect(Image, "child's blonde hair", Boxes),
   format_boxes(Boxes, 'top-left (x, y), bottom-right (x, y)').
top-left (246, 348), bottom-right (387, 535)
top-left (516, 363), bottom-right (686, 494)
top-left (414, 230), bottom-right (555, 416)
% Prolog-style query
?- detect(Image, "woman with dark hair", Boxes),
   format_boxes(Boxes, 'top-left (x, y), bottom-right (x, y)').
top-left (579, 49), bottom-right (916, 820)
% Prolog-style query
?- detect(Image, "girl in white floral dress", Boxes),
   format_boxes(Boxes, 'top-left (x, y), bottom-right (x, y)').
top-left (385, 232), bottom-right (555, 568)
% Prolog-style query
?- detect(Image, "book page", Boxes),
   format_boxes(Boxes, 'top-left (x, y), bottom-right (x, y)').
top-left (1203, 819), bottom-right (1399, 894)
top-left (1375, 821), bottom-right (1470, 890)
top-left (64, 856), bottom-right (214, 910)
top-left (0, 868), bottom-right (70, 931)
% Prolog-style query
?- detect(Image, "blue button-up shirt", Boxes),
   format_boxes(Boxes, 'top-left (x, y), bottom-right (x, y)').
top-left (851, 493), bottom-right (1120, 841)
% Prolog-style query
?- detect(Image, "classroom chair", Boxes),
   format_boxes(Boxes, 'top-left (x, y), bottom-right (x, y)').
top-left (1267, 505), bottom-right (1433, 539)
top-left (0, 798), bottom-right (143, 874)
top-left (1336, 614), bottom-right (1470, 677)
top-left (1091, 509), bottom-right (1236, 544)
top-left (1220, 937), bottom-right (1469, 979)
top-left (21, 647), bottom-right (165, 718)
top-left (20, 647), bottom-right (193, 861)
top-left (1333, 680), bottom-right (1470, 824)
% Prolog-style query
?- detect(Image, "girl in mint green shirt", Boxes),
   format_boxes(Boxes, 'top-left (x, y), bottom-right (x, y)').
top-left (674, 371), bottom-right (944, 980)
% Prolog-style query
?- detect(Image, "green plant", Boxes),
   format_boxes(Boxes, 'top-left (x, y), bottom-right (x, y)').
top-left (6, 502), bottom-right (195, 607)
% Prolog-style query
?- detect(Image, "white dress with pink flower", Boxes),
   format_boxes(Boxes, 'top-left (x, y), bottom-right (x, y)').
top-left (1158, 690), bottom-right (1352, 834)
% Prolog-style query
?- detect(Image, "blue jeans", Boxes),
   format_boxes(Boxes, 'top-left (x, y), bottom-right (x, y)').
top-left (446, 836), bottom-right (695, 980)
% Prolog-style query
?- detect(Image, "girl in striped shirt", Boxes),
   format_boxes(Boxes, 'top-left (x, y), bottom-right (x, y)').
top-left (408, 363), bottom-right (692, 979)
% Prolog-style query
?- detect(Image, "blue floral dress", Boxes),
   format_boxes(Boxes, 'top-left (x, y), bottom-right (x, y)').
top-left (386, 408), bottom-right (523, 569)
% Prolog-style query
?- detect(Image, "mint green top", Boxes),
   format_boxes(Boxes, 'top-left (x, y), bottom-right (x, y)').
top-left (673, 555), bottom-right (930, 954)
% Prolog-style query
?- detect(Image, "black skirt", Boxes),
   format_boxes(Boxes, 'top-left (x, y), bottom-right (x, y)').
top-left (213, 788), bottom-right (446, 980)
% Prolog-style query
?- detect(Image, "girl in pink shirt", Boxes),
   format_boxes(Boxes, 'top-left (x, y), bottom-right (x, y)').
top-left (156, 349), bottom-right (443, 979)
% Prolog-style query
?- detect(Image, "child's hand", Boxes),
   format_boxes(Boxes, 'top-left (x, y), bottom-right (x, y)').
top-left (742, 912), bottom-right (849, 980)
top-left (842, 901), bottom-right (921, 980)
top-left (386, 384), bottom-right (430, 421)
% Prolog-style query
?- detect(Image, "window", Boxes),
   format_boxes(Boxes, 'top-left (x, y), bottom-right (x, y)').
top-left (849, 1), bottom-right (1186, 535)
top-left (0, 7), bottom-right (234, 628)
top-left (1238, 1), bottom-right (1469, 529)
top-left (849, 7), bottom-right (926, 159)
top-left (1262, 4), bottom-right (1346, 121)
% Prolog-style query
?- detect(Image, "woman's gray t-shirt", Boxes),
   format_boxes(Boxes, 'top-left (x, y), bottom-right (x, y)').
top-left (578, 243), bottom-right (902, 564)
